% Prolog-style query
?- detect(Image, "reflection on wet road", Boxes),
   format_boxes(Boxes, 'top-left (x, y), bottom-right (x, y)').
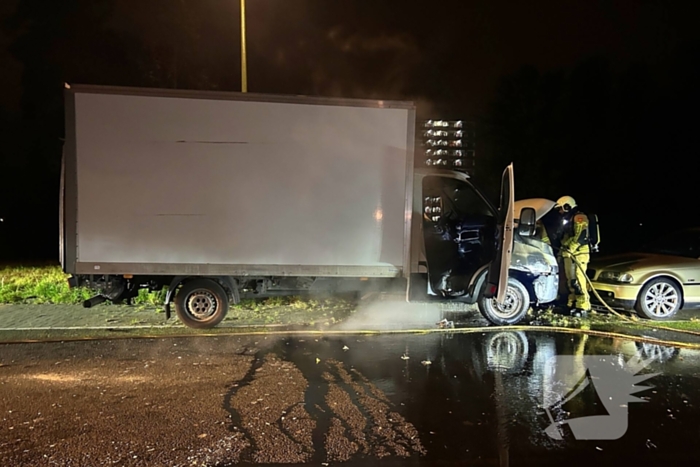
top-left (1, 330), bottom-right (699, 466)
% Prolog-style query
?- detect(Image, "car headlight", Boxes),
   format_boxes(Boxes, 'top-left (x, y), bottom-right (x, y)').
top-left (599, 271), bottom-right (634, 283)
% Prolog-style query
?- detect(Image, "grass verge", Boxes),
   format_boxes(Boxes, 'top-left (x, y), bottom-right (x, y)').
top-left (0, 264), bottom-right (92, 304)
top-left (0, 264), bottom-right (178, 306)
top-left (638, 318), bottom-right (700, 332)
top-left (0, 265), bottom-right (358, 323)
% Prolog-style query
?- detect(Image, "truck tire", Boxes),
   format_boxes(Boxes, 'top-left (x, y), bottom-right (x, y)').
top-left (478, 277), bottom-right (530, 326)
top-left (174, 279), bottom-right (229, 329)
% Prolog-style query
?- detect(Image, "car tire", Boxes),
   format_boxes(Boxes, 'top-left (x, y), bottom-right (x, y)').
top-left (634, 278), bottom-right (682, 320)
top-left (478, 277), bottom-right (530, 325)
top-left (174, 279), bottom-right (229, 329)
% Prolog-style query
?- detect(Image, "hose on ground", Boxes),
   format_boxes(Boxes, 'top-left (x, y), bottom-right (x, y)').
top-left (2, 324), bottom-right (700, 349)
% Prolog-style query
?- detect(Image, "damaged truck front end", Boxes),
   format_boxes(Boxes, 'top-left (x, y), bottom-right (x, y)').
top-left (474, 230), bottom-right (559, 326)
top-left (474, 199), bottom-right (559, 325)
top-left (510, 197), bottom-right (561, 307)
top-left (510, 232), bottom-right (559, 306)
top-left (410, 177), bottom-right (560, 325)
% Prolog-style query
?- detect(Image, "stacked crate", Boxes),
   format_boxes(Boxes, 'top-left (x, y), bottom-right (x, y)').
top-left (416, 120), bottom-right (475, 176)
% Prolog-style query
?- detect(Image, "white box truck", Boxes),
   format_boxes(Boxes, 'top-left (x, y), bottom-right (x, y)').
top-left (61, 84), bottom-right (556, 328)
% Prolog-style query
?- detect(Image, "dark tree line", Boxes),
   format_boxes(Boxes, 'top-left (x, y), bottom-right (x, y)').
top-left (478, 46), bottom-right (700, 253)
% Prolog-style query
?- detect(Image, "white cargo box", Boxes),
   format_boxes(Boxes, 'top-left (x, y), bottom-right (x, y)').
top-left (62, 85), bottom-right (415, 277)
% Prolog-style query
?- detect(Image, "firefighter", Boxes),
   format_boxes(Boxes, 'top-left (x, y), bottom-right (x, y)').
top-left (555, 195), bottom-right (590, 317)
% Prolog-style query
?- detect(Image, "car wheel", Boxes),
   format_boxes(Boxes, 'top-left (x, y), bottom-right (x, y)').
top-left (478, 277), bottom-right (530, 325)
top-left (634, 278), bottom-right (682, 320)
top-left (174, 279), bottom-right (229, 329)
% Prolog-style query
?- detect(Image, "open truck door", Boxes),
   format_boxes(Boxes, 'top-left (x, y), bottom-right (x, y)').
top-left (408, 163), bottom-right (538, 325)
top-left (409, 169), bottom-right (501, 301)
top-left (483, 164), bottom-right (515, 304)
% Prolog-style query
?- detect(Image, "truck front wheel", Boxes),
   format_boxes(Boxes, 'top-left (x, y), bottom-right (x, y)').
top-left (478, 277), bottom-right (530, 326)
top-left (174, 279), bottom-right (229, 329)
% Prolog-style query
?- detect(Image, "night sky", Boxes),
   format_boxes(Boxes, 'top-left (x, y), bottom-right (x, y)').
top-left (1, 0), bottom-right (699, 261)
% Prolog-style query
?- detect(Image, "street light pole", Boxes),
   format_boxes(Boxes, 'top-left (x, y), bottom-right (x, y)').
top-left (240, 0), bottom-right (248, 92)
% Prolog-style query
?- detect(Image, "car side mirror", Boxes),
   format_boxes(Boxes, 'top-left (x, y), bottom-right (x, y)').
top-left (517, 207), bottom-right (536, 236)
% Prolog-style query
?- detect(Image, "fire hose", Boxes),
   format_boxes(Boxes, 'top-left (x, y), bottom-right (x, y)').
top-left (1, 323), bottom-right (700, 350)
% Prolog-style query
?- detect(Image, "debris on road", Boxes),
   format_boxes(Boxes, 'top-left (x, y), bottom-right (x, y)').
top-left (436, 319), bottom-right (454, 329)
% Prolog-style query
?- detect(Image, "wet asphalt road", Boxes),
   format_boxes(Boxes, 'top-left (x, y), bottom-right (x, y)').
top-left (1, 330), bottom-right (699, 466)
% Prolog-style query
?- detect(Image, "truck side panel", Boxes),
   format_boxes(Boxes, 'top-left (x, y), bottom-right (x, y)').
top-left (66, 88), bottom-right (413, 276)
top-left (63, 93), bottom-right (78, 272)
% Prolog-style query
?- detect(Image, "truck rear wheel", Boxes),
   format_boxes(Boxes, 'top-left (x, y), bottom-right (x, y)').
top-left (174, 279), bottom-right (229, 329)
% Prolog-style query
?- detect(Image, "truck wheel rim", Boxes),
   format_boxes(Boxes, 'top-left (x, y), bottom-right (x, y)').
top-left (186, 290), bottom-right (218, 320)
top-left (488, 286), bottom-right (522, 320)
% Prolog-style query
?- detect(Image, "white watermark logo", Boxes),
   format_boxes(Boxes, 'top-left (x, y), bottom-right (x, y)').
top-left (542, 351), bottom-right (659, 440)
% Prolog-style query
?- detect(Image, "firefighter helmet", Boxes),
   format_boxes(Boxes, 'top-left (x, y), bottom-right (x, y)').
top-left (555, 195), bottom-right (577, 212)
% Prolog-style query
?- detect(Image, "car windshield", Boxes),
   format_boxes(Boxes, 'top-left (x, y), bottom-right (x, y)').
top-left (640, 230), bottom-right (700, 258)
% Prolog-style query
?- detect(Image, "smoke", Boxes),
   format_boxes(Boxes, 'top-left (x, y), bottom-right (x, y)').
top-left (305, 26), bottom-right (422, 100)
top-left (335, 296), bottom-right (443, 331)
top-left (326, 26), bottom-right (418, 55)
top-left (413, 96), bottom-right (444, 121)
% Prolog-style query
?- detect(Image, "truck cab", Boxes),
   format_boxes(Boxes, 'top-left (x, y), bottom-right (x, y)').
top-left (409, 164), bottom-right (548, 325)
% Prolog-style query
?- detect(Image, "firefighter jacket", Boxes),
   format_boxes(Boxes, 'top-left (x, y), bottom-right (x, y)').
top-left (560, 209), bottom-right (590, 255)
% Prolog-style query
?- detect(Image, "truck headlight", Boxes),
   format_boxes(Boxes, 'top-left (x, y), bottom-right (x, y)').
top-left (599, 271), bottom-right (634, 283)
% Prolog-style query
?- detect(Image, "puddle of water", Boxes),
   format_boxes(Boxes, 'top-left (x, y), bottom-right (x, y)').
top-left (272, 331), bottom-right (700, 466)
top-left (6, 331), bottom-right (698, 466)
